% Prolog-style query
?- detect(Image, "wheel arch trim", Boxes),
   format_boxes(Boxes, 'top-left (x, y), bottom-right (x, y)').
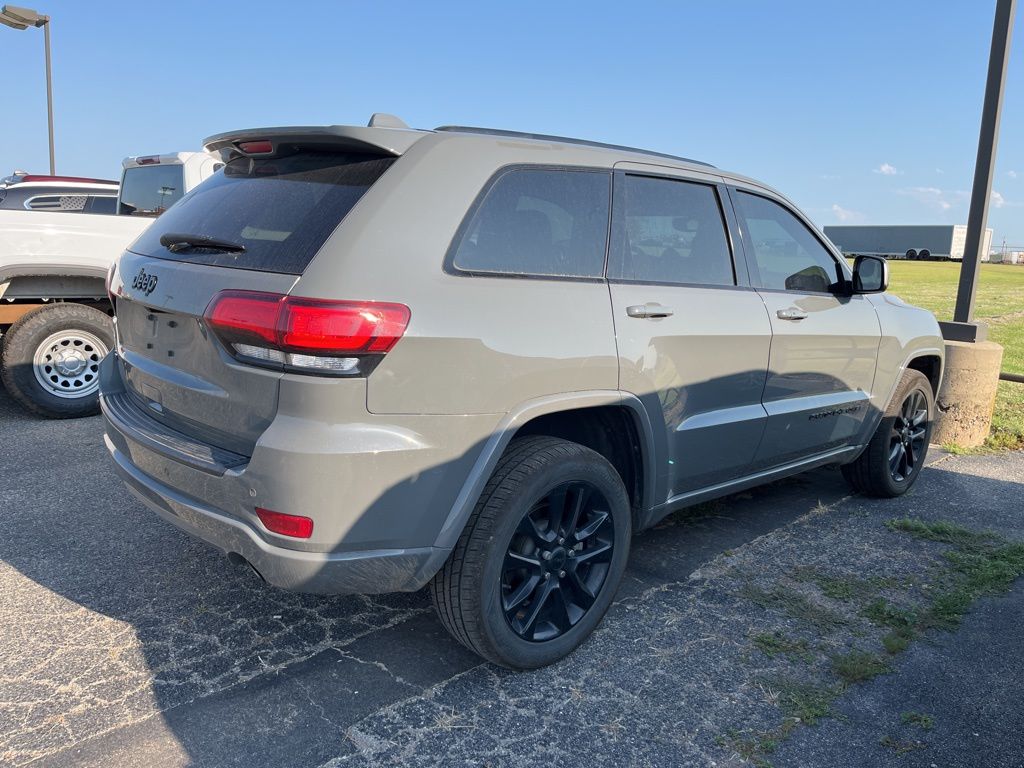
top-left (432, 390), bottom-right (657, 551)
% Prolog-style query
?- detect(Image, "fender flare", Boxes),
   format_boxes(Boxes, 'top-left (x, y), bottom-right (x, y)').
top-left (858, 345), bottom-right (945, 445)
top-left (431, 390), bottom-right (658, 551)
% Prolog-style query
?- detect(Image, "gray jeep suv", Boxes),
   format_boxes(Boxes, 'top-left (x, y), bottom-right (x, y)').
top-left (100, 114), bottom-right (944, 669)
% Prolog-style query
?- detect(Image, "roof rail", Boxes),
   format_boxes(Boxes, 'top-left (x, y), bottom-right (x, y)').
top-left (434, 125), bottom-right (714, 168)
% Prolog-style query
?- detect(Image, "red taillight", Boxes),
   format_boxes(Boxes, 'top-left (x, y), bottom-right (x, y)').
top-left (237, 140), bottom-right (273, 155)
top-left (256, 507), bottom-right (314, 539)
top-left (280, 298), bottom-right (409, 353)
top-left (204, 290), bottom-right (410, 375)
top-left (135, 156), bottom-right (160, 165)
top-left (205, 291), bottom-right (281, 347)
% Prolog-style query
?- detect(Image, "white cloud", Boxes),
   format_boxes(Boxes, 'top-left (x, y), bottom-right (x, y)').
top-left (992, 191), bottom-right (1006, 208)
top-left (898, 186), bottom-right (960, 211)
top-left (1009, 170), bottom-right (1018, 179)
top-left (874, 163), bottom-right (900, 176)
top-left (831, 204), bottom-right (864, 223)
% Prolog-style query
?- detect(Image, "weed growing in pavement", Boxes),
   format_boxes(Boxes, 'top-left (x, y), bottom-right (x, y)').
top-left (721, 518), bottom-right (1024, 766)
top-left (879, 735), bottom-right (926, 755)
top-left (830, 649), bottom-right (892, 684)
top-left (790, 568), bottom-right (902, 603)
top-left (716, 728), bottom-right (780, 768)
top-left (751, 631), bottom-right (813, 663)
top-left (767, 676), bottom-right (841, 724)
top-left (739, 583), bottom-right (848, 631)
top-left (900, 711), bottom-right (934, 730)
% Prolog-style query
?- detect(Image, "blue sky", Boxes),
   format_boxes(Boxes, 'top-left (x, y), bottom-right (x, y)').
top-left (3, 1), bottom-right (1022, 245)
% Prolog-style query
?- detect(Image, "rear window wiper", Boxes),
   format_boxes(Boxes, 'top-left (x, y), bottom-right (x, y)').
top-left (160, 233), bottom-right (246, 253)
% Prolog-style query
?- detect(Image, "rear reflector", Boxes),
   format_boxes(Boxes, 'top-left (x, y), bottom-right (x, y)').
top-left (256, 507), bottom-right (314, 539)
top-left (204, 290), bottom-right (410, 376)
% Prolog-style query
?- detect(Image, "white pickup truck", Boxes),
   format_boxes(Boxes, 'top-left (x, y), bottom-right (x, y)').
top-left (0, 152), bottom-right (221, 417)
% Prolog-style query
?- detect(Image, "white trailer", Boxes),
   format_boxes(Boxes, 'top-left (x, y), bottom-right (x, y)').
top-left (823, 224), bottom-right (994, 261)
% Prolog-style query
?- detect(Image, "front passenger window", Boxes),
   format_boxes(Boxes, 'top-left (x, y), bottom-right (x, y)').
top-left (736, 192), bottom-right (839, 293)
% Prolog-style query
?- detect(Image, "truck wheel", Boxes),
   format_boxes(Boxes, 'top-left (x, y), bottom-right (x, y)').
top-left (841, 369), bottom-right (934, 498)
top-left (431, 436), bottom-right (631, 669)
top-left (1, 303), bottom-right (113, 419)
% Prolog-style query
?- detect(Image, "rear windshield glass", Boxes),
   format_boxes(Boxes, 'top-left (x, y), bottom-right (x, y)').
top-left (119, 165), bottom-right (186, 216)
top-left (129, 152), bottom-right (395, 274)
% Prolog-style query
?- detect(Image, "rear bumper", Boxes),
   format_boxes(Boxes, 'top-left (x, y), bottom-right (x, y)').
top-left (104, 432), bottom-right (447, 594)
top-left (97, 353), bottom-right (498, 595)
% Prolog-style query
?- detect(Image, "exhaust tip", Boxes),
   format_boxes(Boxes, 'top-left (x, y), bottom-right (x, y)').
top-left (226, 552), bottom-right (267, 583)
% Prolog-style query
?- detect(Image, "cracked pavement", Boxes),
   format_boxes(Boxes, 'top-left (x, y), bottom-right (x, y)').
top-left (2, 386), bottom-right (1023, 767)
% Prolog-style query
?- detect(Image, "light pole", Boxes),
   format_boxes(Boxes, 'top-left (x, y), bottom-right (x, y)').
top-left (0, 5), bottom-right (55, 175)
top-left (942, 0), bottom-right (1017, 342)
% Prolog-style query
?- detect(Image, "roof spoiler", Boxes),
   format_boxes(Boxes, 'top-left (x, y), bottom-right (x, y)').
top-left (203, 125), bottom-right (424, 161)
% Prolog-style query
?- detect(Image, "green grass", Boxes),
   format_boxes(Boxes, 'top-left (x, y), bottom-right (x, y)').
top-left (879, 735), bottom-right (926, 755)
top-left (883, 261), bottom-right (1024, 451)
top-left (900, 711), bottom-right (935, 730)
top-left (740, 583), bottom-right (848, 631)
top-left (830, 649), bottom-right (892, 684)
top-left (751, 631), bottom-right (813, 662)
top-left (723, 519), bottom-right (1024, 766)
top-left (886, 518), bottom-right (1024, 632)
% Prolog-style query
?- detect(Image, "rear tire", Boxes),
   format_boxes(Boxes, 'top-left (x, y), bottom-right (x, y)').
top-left (841, 369), bottom-right (933, 497)
top-left (0, 303), bottom-right (113, 419)
top-left (431, 436), bottom-right (631, 669)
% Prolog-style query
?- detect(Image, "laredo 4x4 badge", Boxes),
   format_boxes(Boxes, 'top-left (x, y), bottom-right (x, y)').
top-left (132, 267), bottom-right (158, 296)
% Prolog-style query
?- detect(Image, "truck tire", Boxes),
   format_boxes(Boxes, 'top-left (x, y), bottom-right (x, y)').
top-left (431, 436), bottom-right (631, 669)
top-left (1, 303), bottom-right (113, 418)
top-left (841, 369), bottom-right (933, 498)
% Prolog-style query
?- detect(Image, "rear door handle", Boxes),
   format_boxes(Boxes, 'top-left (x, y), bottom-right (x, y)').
top-left (776, 307), bottom-right (808, 321)
top-left (626, 303), bottom-right (674, 319)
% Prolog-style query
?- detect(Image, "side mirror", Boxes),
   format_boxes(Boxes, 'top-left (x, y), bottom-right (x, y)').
top-left (852, 255), bottom-right (888, 293)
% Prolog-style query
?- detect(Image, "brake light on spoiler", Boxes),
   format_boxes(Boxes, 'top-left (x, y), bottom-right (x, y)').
top-left (204, 290), bottom-right (410, 377)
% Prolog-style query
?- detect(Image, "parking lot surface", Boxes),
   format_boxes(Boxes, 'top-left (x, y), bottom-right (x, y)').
top-left (2, 388), bottom-right (1023, 767)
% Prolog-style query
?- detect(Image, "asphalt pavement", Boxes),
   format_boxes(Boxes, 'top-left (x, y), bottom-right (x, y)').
top-left (2, 387), bottom-right (1023, 767)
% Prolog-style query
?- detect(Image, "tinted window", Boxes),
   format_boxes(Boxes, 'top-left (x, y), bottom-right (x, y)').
top-left (119, 165), bottom-right (186, 217)
top-left (737, 192), bottom-right (839, 293)
top-left (86, 195), bottom-right (117, 214)
top-left (610, 175), bottom-right (734, 285)
top-left (451, 168), bottom-right (610, 278)
top-left (131, 152), bottom-right (395, 274)
top-left (27, 194), bottom-right (88, 212)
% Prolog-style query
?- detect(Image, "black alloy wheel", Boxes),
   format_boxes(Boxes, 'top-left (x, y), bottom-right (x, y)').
top-left (501, 481), bottom-right (615, 642)
top-left (889, 389), bottom-right (929, 483)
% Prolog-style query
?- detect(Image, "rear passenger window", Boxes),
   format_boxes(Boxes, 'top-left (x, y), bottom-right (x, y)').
top-left (609, 175), bottom-right (734, 286)
top-left (451, 168), bottom-right (610, 278)
top-left (86, 196), bottom-right (117, 214)
top-left (736, 191), bottom-right (839, 293)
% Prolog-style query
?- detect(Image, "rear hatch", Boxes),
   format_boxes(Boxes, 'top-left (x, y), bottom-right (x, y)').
top-left (112, 143), bottom-right (399, 455)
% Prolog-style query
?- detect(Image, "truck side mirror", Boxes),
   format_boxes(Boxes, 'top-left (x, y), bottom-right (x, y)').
top-left (852, 255), bottom-right (888, 293)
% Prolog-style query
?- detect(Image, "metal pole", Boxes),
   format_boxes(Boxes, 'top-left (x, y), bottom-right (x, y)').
top-left (42, 16), bottom-right (54, 175)
top-left (953, 0), bottom-right (1016, 326)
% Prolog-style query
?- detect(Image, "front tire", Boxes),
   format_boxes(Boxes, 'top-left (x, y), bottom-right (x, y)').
top-left (431, 436), bottom-right (632, 669)
top-left (842, 369), bottom-right (934, 497)
top-left (0, 303), bottom-right (113, 419)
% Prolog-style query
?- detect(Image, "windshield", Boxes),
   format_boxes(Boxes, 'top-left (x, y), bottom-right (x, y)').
top-left (128, 152), bottom-right (395, 274)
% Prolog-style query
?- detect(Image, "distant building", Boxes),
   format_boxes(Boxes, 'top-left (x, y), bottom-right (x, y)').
top-left (823, 225), bottom-right (994, 261)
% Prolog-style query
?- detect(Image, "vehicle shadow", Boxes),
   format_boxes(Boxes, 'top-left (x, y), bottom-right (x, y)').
top-left (1, 383), bottom-right (896, 768)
